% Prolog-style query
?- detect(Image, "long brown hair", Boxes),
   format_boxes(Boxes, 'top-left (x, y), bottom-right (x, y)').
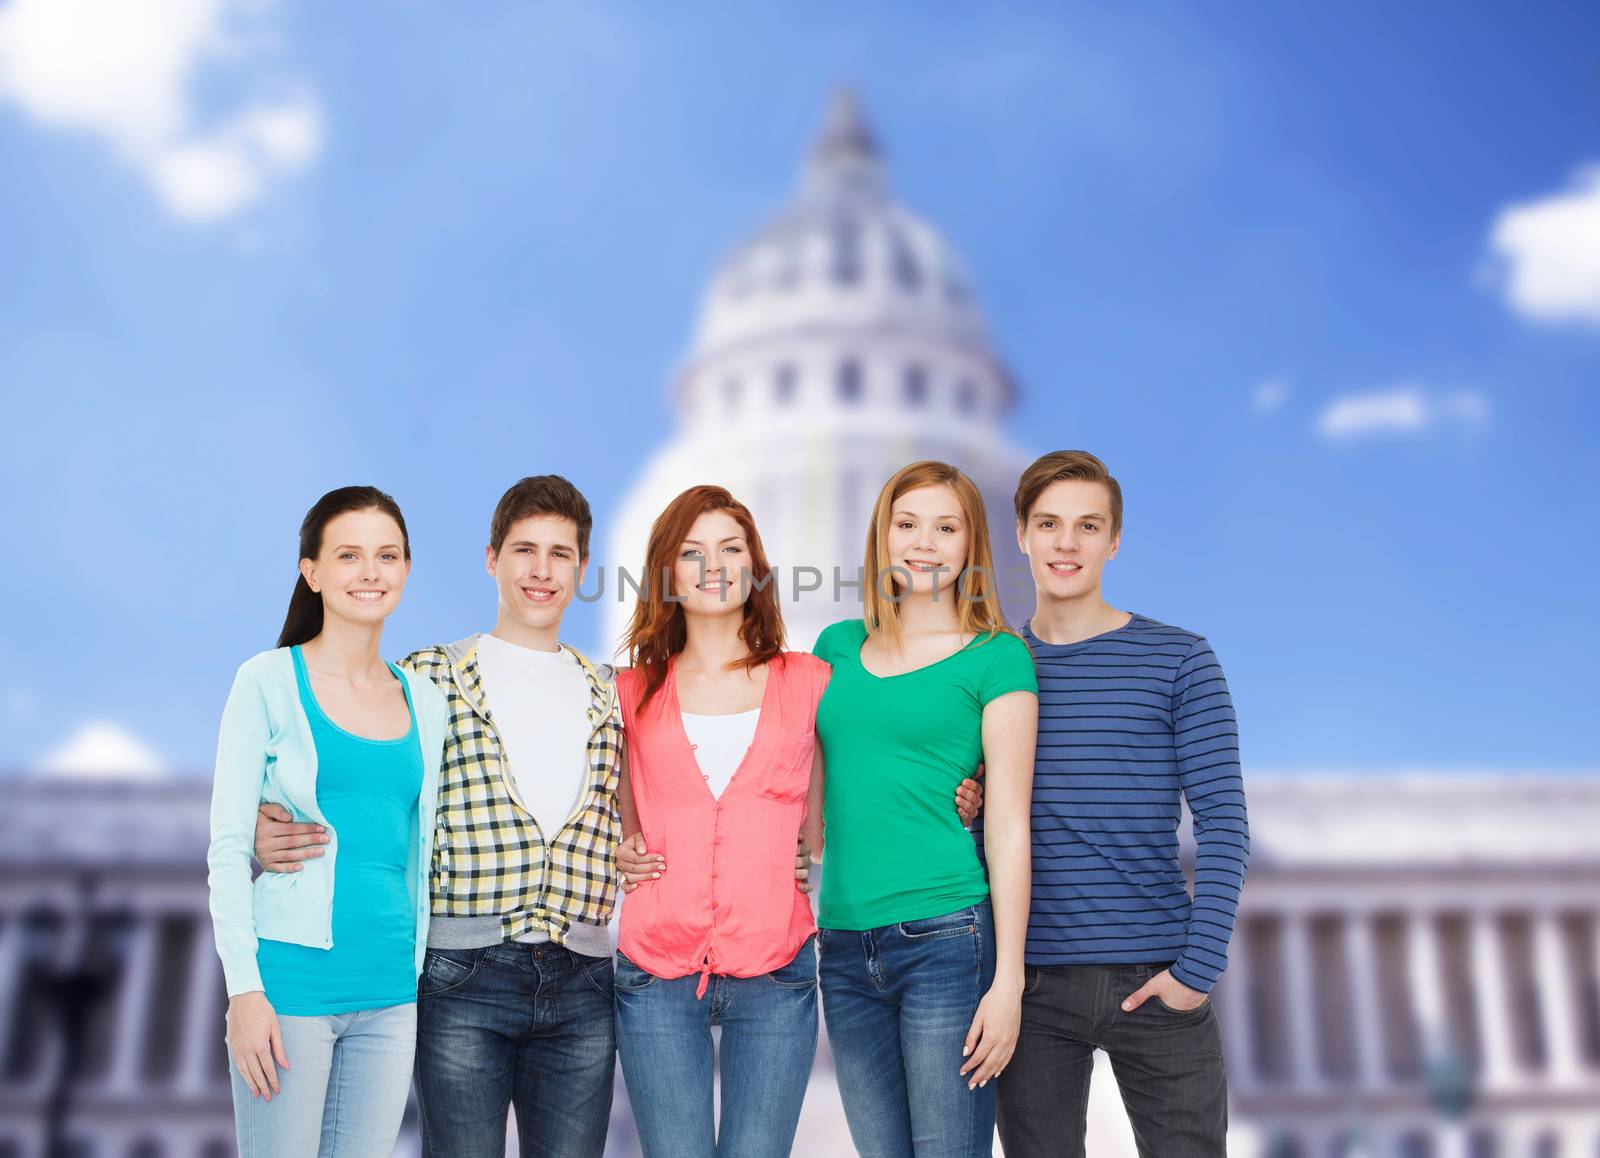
top-left (862, 460), bottom-right (1011, 648)
top-left (624, 485), bottom-right (786, 711)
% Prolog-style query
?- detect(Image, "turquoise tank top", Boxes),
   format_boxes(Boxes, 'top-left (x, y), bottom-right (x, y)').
top-left (257, 647), bottom-right (423, 1014)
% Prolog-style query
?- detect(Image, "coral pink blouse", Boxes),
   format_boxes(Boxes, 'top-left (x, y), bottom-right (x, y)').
top-left (617, 652), bottom-right (828, 997)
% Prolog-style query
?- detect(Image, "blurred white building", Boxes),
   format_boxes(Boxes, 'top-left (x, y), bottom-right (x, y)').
top-left (602, 91), bottom-right (1033, 658)
top-left (3, 774), bottom-right (1599, 1157)
top-left (1216, 775), bottom-right (1600, 1158)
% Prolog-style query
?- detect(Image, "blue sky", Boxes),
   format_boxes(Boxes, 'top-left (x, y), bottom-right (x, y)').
top-left (2, 0), bottom-right (1598, 775)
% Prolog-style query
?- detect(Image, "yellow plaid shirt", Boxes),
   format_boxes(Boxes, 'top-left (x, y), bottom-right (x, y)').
top-left (400, 635), bottom-right (621, 944)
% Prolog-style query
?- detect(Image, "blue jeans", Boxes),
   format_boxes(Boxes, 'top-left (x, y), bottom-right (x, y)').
top-left (415, 942), bottom-right (616, 1158)
top-left (228, 1002), bottom-right (416, 1158)
top-left (614, 939), bottom-right (819, 1158)
top-left (819, 901), bottom-right (997, 1158)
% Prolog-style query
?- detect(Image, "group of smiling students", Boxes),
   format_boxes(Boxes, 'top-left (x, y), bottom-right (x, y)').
top-left (208, 451), bottom-right (1250, 1158)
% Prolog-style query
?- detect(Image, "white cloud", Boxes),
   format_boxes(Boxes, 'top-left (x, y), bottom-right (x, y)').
top-left (34, 719), bottom-right (168, 781)
top-left (1252, 377), bottom-right (1289, 413)
top-left (0, 0), bottom-right (321, 224)
top-left (1485, 165), bottom-right (1600, 328)
top-left (1316, 383), bottom-right (1490, 443)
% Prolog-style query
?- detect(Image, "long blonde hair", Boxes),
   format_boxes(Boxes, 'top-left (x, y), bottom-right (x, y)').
top-left (861, 460), bottom-right (1011, 648)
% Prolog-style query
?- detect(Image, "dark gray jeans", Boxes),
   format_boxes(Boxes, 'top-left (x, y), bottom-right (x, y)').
top-left (996, 962), bottom-right (1228, 1158)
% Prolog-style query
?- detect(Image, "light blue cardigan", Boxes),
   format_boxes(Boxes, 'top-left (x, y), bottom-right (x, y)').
top-left (207, 647), bottom-right (448, 999)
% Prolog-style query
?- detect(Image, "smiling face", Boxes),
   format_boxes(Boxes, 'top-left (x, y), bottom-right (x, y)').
top-left (672, 509), bottom-right (752, 619)
top-left (301, 508), bottom-right (410, 629)
top-left (486, 513), bottom-right (585, 643)
top-left (1017, 478), bottom-right (1121, 601)
top-left (884, 484), bottom-right (970, 600)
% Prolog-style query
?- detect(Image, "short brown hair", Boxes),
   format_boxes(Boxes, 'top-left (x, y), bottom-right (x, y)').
top-left (490, 475), bottom-right (593, 559)
top-left (1014, 451), bottom-right (1123, 535)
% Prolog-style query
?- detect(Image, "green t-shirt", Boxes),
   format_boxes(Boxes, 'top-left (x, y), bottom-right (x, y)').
top-left (812, 617), bottom-right (1038, 931)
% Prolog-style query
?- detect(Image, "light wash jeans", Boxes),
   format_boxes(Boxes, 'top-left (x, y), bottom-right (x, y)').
top-left (614, 938), bottom-right (818, 1158)
top-left (228, 1002), bottom-right (416, 1158)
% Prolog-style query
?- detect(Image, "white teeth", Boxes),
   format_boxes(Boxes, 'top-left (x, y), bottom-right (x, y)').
top-left (350, 591), bottom-right (385, 601)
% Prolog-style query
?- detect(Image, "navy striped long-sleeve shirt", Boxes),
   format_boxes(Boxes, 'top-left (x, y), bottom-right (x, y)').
top-left (1007, 614), bottom-right (1250, 993)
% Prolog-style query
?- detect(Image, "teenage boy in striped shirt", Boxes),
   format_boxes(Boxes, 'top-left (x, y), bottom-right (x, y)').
top-left (992, 450), bottom-right (1250, 1158)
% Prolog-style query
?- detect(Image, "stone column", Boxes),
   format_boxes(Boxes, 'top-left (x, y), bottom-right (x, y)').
top-left (1529, 910), bottom-right (1582, 1085)
top-left (24, 911), bottom-right (86, 1102)
top-left (1436, 1121), bottom-right (1471, 1158)
top-left (1280, 912), bottom-right (1322, 1087)
top-left (1406, 910), bottom-right (1448, 1049)
top-left (0, 917), bottom-right (23, 1083)
top-left (1341, 910), bottom-right (1387, 1088)
top-left (176, 914), bottom-right (225, 1095)
top-left (105, 912), bottom-right (159, 1093)
top-left (1218, 917), bottom-right (1255, 1089)
top-left (1467, 911), bottom-right (1517, 1090)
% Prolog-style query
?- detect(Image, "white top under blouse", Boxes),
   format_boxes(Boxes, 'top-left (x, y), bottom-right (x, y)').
top-left (680, 708), bottom-right (761, 799)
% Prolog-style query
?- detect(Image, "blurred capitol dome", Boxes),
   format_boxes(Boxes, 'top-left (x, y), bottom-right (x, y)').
top-left (603, 90), bottom-right (1034, 658)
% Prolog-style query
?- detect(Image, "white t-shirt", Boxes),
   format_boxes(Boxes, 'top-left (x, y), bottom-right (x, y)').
top-left (681, 709), bottom-right (760, 799)
top-left (474, 632), bottom-right (592, 845)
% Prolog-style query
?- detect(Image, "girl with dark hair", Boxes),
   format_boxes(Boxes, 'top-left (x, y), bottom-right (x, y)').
top-left (207, 486), bottom-right (448, 1158)
top-left (611, 484), bottom-right (981, 1158)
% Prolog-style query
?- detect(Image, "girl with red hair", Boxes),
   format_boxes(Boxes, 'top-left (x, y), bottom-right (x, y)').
top-left (611, 484), bottom-right (979, 1158)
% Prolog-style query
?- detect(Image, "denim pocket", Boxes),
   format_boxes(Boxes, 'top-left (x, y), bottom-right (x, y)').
top-left (897, 906), bottom-right (980, 940)
top-left (763, 937), bottom-right (818, 990)
top-left (614, 952), bottom-right (657, 991)
top-left (418, 948), bottom-right (480, 998)
top-left (579, 954), bottom-right (615, 998)
top-left (1153, 992), bottom-right (1211, 1016)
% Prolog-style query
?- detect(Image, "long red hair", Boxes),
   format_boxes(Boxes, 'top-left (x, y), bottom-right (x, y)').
top-left (624, 485), bottom-right (786, 711)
